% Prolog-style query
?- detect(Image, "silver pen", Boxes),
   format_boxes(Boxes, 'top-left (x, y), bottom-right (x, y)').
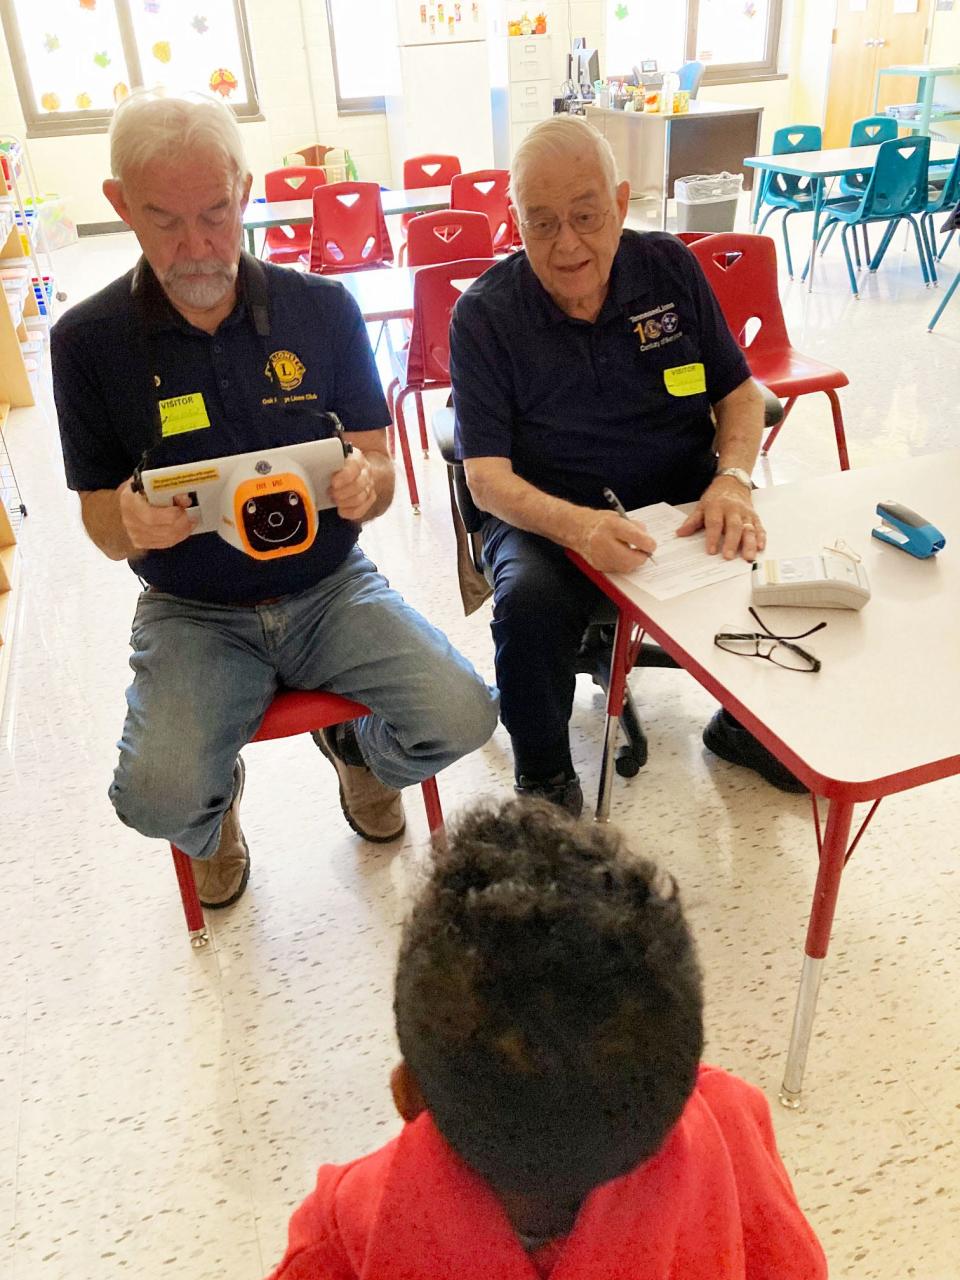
top-left (602, 488), bottom-right (656, 563)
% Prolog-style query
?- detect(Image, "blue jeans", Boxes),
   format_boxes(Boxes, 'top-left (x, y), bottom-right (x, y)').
top-left (110, 547), bottom-right (499, 858)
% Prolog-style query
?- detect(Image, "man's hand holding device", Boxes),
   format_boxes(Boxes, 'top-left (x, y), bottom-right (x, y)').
top-left (119, 476), bottom-right (195, 551)
top-left (328, 447), bottom-right (377, 523)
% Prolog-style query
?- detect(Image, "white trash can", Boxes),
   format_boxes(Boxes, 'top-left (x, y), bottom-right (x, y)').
top-left (674, 172), bottom-right (743, 234)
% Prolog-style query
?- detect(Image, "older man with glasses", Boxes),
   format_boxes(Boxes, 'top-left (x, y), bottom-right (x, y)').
top-left (450, 115), bottom-right (805, 813)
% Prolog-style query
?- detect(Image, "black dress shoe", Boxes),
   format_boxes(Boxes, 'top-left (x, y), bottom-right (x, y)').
top-left (515, 771), bottom-right (584, 818)
top-left (702, 709), bottom-right (808, 794)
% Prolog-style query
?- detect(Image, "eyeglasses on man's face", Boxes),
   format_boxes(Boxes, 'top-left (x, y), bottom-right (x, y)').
top-left (714, 607), bottom-right (826, 673)
top-left (520, 207), bottom-right (610, 240)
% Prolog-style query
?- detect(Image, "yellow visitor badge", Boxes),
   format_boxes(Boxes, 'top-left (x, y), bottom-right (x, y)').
top-left (159, 392), bottom-right (211, 437)
top-left (663, 363), bottom-right (706, 397)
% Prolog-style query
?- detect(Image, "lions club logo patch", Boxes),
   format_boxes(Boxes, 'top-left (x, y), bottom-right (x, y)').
top-left (265, 349), bottom-right (306, 391)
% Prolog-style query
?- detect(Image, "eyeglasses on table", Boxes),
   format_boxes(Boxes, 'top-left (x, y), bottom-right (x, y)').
top-left (714, 606), bottom-right (826, 673)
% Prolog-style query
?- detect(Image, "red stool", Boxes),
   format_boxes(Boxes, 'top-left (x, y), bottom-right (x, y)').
top-left (171, 690), bottom-right (445, 947)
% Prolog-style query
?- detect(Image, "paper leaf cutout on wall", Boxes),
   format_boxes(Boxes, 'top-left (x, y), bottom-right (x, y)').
top-left (152, 40), bottom-right (172, 62)
top-left (40, 92), bottom-right (61, 111)
top-left (76, 92), bottom-right (92, 109)
top-left (192, 14), bottom-right (209, 33)
top-left (43, 33), bottom-right (60, 52)
top-left (93, 50), bottom-right (111, 67)
top-left (114, 82), bottom-right (130, 102)
top-left (615, 3), bottom-right (629, 18)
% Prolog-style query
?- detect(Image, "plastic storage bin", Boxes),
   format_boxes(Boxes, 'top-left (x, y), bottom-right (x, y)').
top-left (674, 172), bottom-right (743, 233)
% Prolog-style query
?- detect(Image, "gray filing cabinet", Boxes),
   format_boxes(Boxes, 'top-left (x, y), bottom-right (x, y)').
top-left (492, 34), bottom-right (552, 166)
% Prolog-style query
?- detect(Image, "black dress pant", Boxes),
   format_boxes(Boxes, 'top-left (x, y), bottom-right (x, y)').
top-left (483, 517), bottom-right (616, 781)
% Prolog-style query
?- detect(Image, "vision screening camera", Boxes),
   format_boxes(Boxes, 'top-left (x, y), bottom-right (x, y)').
top-left (140, 433), bottom-right (351, 562)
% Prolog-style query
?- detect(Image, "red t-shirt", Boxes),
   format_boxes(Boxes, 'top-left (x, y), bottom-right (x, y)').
top-left (267, 1065), bottom-right (827, 1279)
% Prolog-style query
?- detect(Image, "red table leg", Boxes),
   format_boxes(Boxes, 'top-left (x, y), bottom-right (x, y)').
top-left (779, 796), bottom-right (854, 1107)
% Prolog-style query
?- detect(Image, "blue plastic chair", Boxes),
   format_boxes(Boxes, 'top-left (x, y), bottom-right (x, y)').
top-left (755, 124), bottom-right (822, 278)
top-left (840, 116), bottom-right (899, 196)
top-left (919, 150), bottom-right (960, 274)
top-left (929, 203), bottom-right (960, 330)
top-left (677, 60), bottom-right (706, 97)
top-left (817, 117), bottom-right (899, 264)
top-left (816, 135), bottom-right (932, 298)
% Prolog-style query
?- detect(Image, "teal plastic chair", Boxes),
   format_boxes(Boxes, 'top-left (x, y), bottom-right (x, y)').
top-left (818, 116), bottom-right (899, 263)
top-left (866, 144), bottom-right (959, 284)
top-left (920, 150), bottom-right (960, 274)
top-left (677, 60), bottom-right (705, 97)
top-left (816, 135), bottom-right (931, 298)
top-left (756, 124), bottom-right (822, 278)
top-left (840, 116), bottom-right (899, 196)
top-left (928, 204), bottom-right (960, 331)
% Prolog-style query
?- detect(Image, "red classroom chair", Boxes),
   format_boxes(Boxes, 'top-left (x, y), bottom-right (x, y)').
top-left (398, 153), bottom-right (462, 264)
top-left (171, 690), bottom-right (445, 947)
top-left (405, 209), bottom-right (494, 266)
top-left (262, 166), bottom-right (328, 263)
top-left (305, 182), bottom-right (394, 274)
top-left (450, 169), bottom-right (521, 252)
top-left (689, 233), bottom-right (850, 469)
top-left (386, 257), bottom-right (497, 512)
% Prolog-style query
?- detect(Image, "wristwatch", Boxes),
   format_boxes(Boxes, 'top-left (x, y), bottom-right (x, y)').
top-left (715, 467), bottom-right (753, 490)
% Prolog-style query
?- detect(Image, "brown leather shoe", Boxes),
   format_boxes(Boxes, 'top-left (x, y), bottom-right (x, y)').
top-left (192, 758), bottom-right (251, 908)
top-left (313, 723), bottom-right (406, 843)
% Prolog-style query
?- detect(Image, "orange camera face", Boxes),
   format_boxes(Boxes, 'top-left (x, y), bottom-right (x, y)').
top-left (232, 472), bottom-right (317, 560)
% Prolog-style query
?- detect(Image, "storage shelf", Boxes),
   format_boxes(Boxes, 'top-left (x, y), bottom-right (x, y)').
top-left (874, 65), bottom-right (960, 138)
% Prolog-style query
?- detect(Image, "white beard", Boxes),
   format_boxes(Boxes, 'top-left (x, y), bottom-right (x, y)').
top-left (163, 261), bottom-right (237, 310)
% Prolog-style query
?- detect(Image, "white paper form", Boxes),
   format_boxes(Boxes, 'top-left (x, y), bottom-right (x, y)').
top-left (619, 502), bottom-right (752, 600)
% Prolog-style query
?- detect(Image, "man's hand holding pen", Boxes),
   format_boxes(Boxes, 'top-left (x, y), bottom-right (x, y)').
top-left (576, 488), bottom-right (657, 574)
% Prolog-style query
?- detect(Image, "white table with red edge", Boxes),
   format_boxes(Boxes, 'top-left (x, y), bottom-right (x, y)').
top-left (570, 451), bottom-right (959, 1106)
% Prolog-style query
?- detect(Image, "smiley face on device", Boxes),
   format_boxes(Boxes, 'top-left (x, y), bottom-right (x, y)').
top-left (231, 469), bottom-right (318, 560)
top-left (242, 489), bottom-right (311, 552)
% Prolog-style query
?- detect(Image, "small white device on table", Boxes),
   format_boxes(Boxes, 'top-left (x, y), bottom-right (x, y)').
top-left (751, 547), bottom-right (871, 610)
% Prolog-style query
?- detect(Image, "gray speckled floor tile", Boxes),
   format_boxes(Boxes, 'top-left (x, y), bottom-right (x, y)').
top-left (3, 227), bottom-right (960, 1280)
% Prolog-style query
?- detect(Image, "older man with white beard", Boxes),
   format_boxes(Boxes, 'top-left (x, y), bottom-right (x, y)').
top-left (52, 91), bottom-right (497, 909)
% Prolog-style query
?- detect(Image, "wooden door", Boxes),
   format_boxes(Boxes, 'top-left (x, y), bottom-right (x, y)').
top-left (824, 0), bottom-right (881, 148)
top-left (823, 0), bottom-right (930, 148)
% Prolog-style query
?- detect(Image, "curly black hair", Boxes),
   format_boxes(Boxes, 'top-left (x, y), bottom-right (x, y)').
top-left (394, 797), bottom-right (704, 1203)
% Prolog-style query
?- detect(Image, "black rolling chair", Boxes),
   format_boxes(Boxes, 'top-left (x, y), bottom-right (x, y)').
top-left (431, 384), bottom-right (785, 778)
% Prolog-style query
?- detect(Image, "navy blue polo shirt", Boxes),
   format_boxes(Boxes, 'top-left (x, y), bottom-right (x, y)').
top-left (450, 230), bottom-right (751, 511)
top-left (52, 254), bottom-right (390, 603)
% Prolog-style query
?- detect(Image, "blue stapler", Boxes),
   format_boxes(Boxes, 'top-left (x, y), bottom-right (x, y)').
top-left (872, 501), bottom-right (946, 559)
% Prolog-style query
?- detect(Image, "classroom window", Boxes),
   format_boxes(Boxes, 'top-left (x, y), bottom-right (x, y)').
top-left (0, 0), bottom-right (260, 138)
top-left (325, 0), bottom-right (393, 115)
top-left (606, 0), bottom-right (783, 85)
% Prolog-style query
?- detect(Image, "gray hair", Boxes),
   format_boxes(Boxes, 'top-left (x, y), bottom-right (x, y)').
top-left (109, 89), bottom-right (249, 187)
top-left (510, 115), bottom-right (619, 207)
